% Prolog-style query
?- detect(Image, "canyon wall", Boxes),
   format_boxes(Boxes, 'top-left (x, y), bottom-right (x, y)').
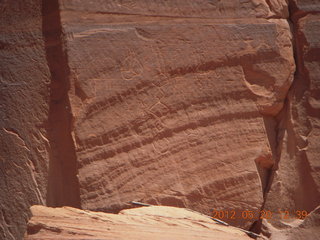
top-left (0, 0), bottom-right (319, 239)
top-left (61, 0), bottom-right (295, 231)
top-left (0, 1), bottom-right (50, 239)
top-left (262, 0), bottom-right (320, 237)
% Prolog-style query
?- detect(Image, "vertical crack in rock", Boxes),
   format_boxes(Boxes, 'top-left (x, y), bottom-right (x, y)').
top-left (247, 110), bottom-right (281, 233)
top-left (251, 0), bottom-right (320, 234)
top-left (42, 0), bottom-right (81, 208)
top-left (286, 1), bottom-right (320, 210)
top-left (250, 106), bottom-right (288, 234)
top-left (250, 2), bottom-right (301, 234)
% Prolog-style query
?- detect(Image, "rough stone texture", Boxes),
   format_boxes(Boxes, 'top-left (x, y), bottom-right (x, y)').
top-left (60, 0), bottom-right (289, 19)
top-left (261, 206), bottom-right (320, 240)
top-left (262, 1), bottom-right (320, 238)
top-left (0, 0), bottom-right (81, 239)
top-left (1, 0), bottom-right (320, 239)
top-left (0, 1), bottom-right (50, 239)
top-left (59, 0), bottom-right (295, 229)
top-left (24, 205), bottom-right (252, 240)
top-left (292, 0), bottom-right (320, 12)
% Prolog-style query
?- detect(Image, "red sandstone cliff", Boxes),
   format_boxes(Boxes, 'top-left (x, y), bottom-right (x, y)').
top-left (0, 0), bottom-right (319, 239)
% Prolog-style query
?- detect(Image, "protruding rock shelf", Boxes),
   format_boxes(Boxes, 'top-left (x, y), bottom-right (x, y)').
top-left (25, 205), bottom-right (251, 240)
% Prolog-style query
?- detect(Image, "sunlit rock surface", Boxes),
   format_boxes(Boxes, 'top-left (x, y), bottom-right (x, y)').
top-left (1, 1), bottom-right (320, 239)
top-left (24, 205), bottom-right (251, 240)
top-left (60, 1), bottom-right (294, 229)
top-left (263, 0), bottom-right (320, 229)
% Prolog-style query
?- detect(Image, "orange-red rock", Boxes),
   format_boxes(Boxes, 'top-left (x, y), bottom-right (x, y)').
top-left (1, 1), bottom-right (320, 239)
top-left (0, 1), bottom-right (51, 239)
top-left (24, 205), bottom-right (252, 240)
top-left (60, 0), bottom-right (288, 19)
top-left (262, 2), bottom-right (320, 238)
top-left (59, 1), bottom-right (295, 229)
top-left (1, 0), bottom-right (81, 239)
top-left (261, 206), bottom-right (320, 240)
top-left (291, 0), bottom-right (320, 12)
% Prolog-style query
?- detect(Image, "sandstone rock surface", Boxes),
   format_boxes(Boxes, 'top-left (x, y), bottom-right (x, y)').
top-left (0, 0), bottom-right (80, 239)
top-left (262, 206), bottom-right (320, 240)
top-left (60, 0), bottom-right (288, 19)
top-left (24, 205), bottom-right (251, 240)
top-left (1, 0), bottom-right (320, 239)
top-left (263, 0), bottom-right (320, 228)
top-left (60, 0), bottom-right (295, 229)
top-left (261, 1), bottom-right (320, 238)
top-left (0, 1), bottom-right (51, 239)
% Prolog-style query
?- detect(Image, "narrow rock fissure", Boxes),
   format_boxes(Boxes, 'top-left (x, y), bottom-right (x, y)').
top-left (286, 1), bottom-right (320, 211)
top-left (249, 1), bottom-right (305, 234)
top-left (42, 0), bottom-right (81, 208)
top-left (249, 104), bottom-right (288, 234)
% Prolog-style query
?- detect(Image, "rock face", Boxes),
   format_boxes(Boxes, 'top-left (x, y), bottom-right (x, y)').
top-left (0, 0), bottom-right (319, 239)
top-left (262, 1), bottom-right (320, 236)
top-left (0, 0), bottom-right (80, 239)
top-left (0, 1), bottom-right (51, 239)
top-left (24, 205), bottom-right (251, 240)
top-left (61, 0), bottom-right (294, 229)
top-left (261, 206), bottom-right (320, 240)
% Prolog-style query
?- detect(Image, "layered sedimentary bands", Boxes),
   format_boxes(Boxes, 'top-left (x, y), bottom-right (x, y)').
top-left (0, 0), bottom-right (319, 239)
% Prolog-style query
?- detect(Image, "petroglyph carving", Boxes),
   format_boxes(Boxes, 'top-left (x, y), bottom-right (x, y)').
top-left (121, 51), bottom-right (143, 81)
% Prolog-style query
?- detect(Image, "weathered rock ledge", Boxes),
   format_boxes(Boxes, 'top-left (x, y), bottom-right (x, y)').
top-left (24, 205), bottom-right (252, 240)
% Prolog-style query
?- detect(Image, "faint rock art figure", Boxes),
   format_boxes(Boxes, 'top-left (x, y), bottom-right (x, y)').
top-left (65, 31), bottom-right (74, 41)
top-left (153, 138), bottom-right (170, 154)
top-left (208, 0), bottom-right (225, 14)
top-left (154, 118), bottom-right (166, 132)
top-left (135, 28), bottom-right (154, 42)
top-left (118, 0), bottom-right (136, 9)
top-left (120, 51), bottom-right (143, 81)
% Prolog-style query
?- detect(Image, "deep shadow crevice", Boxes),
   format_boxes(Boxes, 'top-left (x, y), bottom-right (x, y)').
top-left (250, 1), bottom-right (320, 236)
top-left (42, 0), bottom-right (81, 208)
